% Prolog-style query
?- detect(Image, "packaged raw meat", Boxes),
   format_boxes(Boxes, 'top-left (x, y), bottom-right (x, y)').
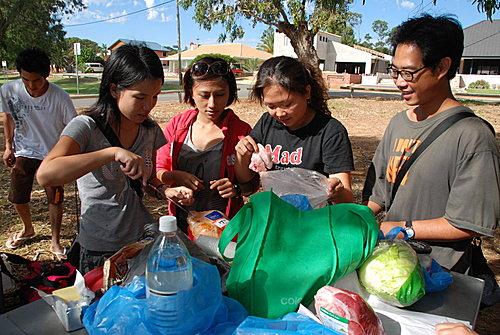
top-left (249, 143), bottom-right (273, 172)
top-left (187, 210), bottom-right (229, 240)
top-left (314, 286), bottom-right (385, 335)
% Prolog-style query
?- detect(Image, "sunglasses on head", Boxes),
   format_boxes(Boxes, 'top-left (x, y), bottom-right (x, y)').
top-left (191, 61), bottom-right (230, 78)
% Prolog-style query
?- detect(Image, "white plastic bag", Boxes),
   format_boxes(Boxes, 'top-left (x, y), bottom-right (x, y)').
top-left (260, 167), bottom-right (329, 210)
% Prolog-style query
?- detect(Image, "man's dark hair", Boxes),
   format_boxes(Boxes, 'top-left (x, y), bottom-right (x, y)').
top-left (391, 14), bottom-right (463, 79)
top-left (15, 48), bottom-right (51, 77)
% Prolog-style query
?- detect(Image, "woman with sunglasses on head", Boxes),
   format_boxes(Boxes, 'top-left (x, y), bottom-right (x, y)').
top-left (156, 57), bottom-right (255, 232)
top-left (36, 45), bottom-right (194, 273)
top-left (235, 56), bottom-right (354, 204)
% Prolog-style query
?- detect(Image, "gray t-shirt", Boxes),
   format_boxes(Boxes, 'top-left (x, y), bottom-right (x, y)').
top-left (369, 106), bottom-right (499, 267)
top-left (62, 115), bottom-right (167, 251)
top-left (177, 124), bottom-right (227, 213)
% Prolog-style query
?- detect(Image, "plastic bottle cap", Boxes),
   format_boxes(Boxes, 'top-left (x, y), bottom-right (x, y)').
top-left (159, 216), bottom-right (177, 233)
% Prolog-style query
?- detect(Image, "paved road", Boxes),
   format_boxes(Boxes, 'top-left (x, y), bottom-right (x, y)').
top-left (71, 82), bottom-right (499, 109)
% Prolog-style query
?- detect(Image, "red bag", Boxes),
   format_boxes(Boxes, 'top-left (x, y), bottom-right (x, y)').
top-left (20, 262), bottom-right (77, 302)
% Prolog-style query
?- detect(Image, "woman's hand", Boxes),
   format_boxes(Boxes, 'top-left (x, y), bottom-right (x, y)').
top-left (210, 178), bottom-right (237, 199)
top-left (114, 147), bottom-right (147, 181)
top-left (235, 135), bottom-right (259, 157)
top-left (170, 170), bottom-right (205, 191)
top-left (165, 186), bottom-right (194, 206)
top-left (327, 176), bottom-right (345, 203)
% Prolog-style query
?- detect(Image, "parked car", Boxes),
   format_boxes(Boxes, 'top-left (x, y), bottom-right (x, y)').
top-left (84, 63), bottom-right (104, 73)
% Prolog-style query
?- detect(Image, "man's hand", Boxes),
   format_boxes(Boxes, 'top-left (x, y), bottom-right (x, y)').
top-left (2, 147), bottom-right (15, 167)
top-left (435, 323), bottom-right (478, 335)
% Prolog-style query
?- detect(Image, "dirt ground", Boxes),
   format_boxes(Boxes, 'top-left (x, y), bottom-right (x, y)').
top-left (0, 96), bottom-right (498, 333)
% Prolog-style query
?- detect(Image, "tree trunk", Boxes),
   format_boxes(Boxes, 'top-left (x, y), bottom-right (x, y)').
top-left (277, 21), bottom-right (320, 71)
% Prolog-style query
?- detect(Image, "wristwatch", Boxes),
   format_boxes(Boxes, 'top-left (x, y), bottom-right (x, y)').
top-left (405, 220), bottom-right (415, 239)
top-left (233, 183), bottom-right (242, 198)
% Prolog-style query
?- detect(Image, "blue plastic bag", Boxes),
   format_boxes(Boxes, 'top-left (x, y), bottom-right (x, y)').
top-left (280, 194), bottom-right (313, 211)
top-left (422, 259), bottom-right (454, 293)
top-left (379, 227), bottom-right (453, 293)
top-left (82, 257), bottom-right (247, 335)
top-left (233, 312), bottom-right (343, 334)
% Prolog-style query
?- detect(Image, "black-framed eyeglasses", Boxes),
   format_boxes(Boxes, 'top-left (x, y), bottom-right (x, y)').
top-left (387, 65), bottom-right (428, 81)
top-left (191, 61), bottom-right (230, 78)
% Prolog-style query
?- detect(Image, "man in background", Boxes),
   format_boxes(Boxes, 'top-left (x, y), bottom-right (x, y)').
top-left (2, 48), bottom-right (76, 260)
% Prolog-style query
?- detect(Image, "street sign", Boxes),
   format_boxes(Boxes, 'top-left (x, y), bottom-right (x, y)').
top-left (74, 43), bottom-right (81, 56)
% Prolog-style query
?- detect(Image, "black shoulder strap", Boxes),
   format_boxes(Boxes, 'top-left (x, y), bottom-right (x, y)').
top-left (389, 111), bottom-right (481, 208)
top-left (89, 114), bottom-right (143, 198)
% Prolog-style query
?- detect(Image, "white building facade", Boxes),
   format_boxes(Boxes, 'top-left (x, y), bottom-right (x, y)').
top-left (273, 31), bottom-right (391, 75)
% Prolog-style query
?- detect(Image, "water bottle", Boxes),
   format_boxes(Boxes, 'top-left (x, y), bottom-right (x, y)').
top-left (146, 215), bottom-right (193, 333)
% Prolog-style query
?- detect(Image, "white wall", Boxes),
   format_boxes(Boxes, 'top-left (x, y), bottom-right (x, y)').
top-left (273, 33), bottom-right (298, 58)
top-left (456, 74), bottom-right (500, 88)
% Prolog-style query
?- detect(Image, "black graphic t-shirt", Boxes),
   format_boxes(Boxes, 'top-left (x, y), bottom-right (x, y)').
top-left (250, 111), bottom-right (354, 176)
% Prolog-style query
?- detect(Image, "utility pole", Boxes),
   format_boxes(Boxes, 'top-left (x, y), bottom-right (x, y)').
top-left (74, 43), bottom-right (81, 94)
top-left (176, 0), bottom-right (182, 86)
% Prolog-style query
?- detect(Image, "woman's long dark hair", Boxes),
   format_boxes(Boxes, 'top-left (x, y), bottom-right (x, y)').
top-left (85, 44), bottom-right (164, 127)
top-left (251, 56), bottom-right (330, 115)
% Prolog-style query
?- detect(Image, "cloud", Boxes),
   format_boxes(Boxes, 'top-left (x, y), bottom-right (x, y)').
top-left (85, 0), bottom-right (113, 5)
top-left (401, 0), bottom-right (415, 9)
top-left (160, 13), bottom-right (174, 22)
top-left (144, 0), bottom-right (158, 20)
top-left (108, 10), bottom-right (129, 23)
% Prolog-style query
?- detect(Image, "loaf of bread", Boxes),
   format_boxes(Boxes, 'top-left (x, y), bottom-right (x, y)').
top-left (188, 210), bottom-right (229, 240)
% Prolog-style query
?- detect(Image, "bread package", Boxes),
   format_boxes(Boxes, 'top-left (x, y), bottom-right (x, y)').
top-left (187, 210), bottom-right (229, 240)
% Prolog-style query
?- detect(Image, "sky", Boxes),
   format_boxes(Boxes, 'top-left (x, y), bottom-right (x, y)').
top-left (62, 0), bottom-right (499, 50)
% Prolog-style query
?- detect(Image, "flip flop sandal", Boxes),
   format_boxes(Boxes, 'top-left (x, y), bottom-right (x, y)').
top-left (5, 232), bottom-right (36, 249)
top-left (51, 247), bottom-right (68, 261)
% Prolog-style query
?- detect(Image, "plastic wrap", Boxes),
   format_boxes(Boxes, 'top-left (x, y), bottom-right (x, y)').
top-left (261, 167), bottom-right (329, 210)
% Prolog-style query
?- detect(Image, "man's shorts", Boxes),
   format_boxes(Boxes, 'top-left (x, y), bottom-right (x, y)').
top-left (8, 156), bottom-right (64, 205)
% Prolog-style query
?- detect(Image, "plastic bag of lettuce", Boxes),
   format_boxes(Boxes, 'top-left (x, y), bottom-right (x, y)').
top-left (358, 239), bottom-right (425, 307)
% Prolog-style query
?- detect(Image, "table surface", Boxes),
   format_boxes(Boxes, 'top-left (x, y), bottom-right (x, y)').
top-left (334, 271), bottom-right (484, 334)
top-left (0, 298), bottom-right (88, 335)
top-left (0, 271), bottom-right (484, 335)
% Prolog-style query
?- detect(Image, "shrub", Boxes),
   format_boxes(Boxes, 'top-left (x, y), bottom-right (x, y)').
top-left (468, 80), bottom-right (490, 89)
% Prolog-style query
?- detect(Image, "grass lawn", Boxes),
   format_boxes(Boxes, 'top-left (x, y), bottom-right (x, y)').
top-left (0, 75), bottom-right (182, 95)
top-left (466, 88), bottom-right (500, 95)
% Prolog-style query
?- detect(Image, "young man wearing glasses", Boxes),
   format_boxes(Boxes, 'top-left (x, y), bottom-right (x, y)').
top-left (363, 14), bottom-right (499, 305)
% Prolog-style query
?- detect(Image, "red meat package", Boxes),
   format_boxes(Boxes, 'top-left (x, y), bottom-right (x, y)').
top-left (314, 286), bottom-right (385, 335)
